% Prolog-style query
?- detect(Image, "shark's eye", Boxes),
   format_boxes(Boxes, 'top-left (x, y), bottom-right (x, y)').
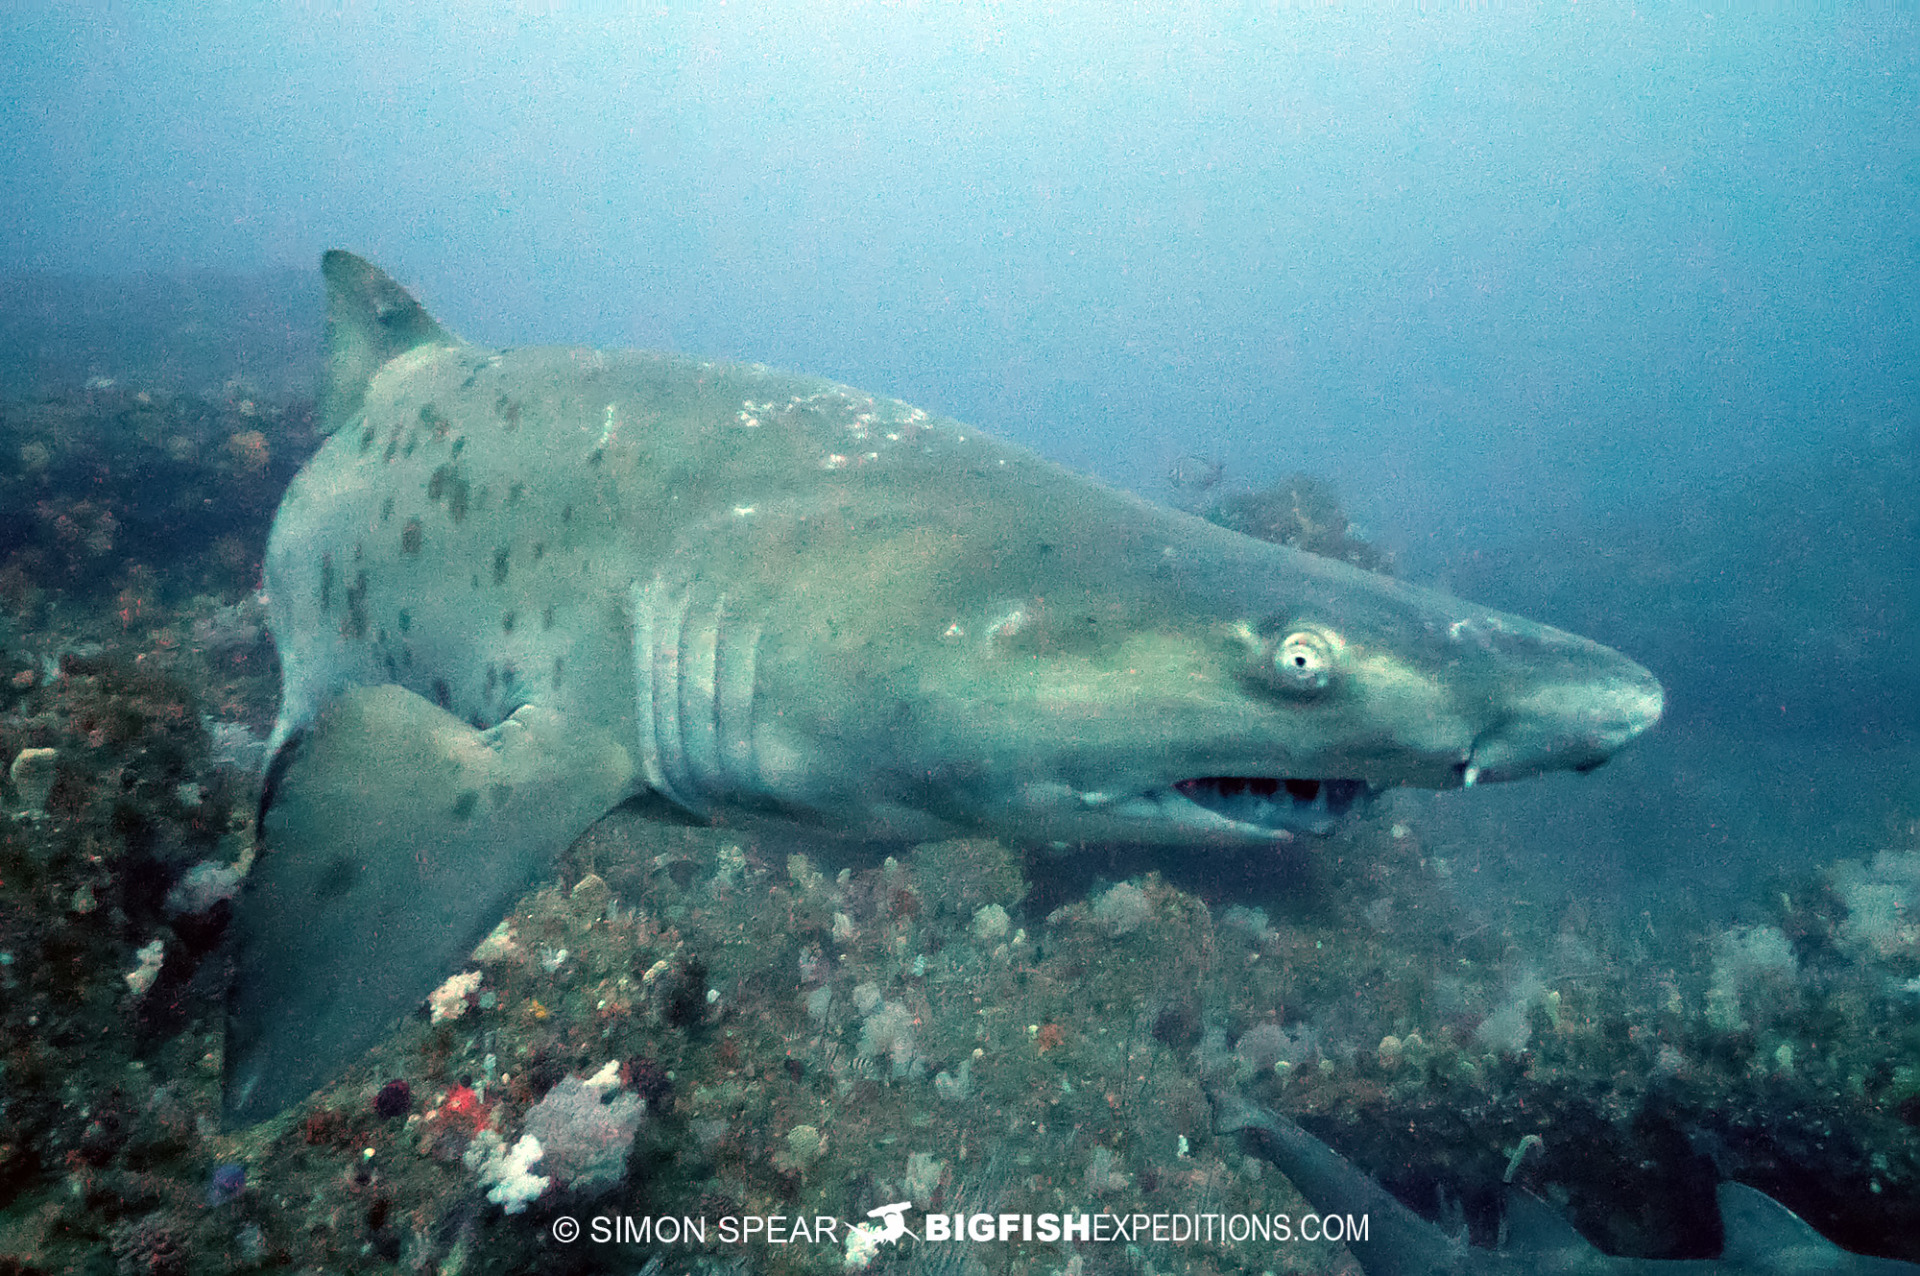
top-left (1272, 630), bottom-right (1333, 693)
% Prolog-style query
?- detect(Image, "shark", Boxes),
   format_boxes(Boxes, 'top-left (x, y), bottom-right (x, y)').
top-left (221, 251), bottom-right (1664, 1125)
top-left (1212, 1089), bottom-right (1920, 1274)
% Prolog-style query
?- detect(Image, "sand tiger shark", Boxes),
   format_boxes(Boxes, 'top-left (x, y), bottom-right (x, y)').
top-left (1213, 1090), bottom-right (1920, 1274)
top-left (221, 251), bottom-right (1663, 1125)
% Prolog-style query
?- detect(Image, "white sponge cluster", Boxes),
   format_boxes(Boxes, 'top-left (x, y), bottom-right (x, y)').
top-left (465, 1131), bottom-right (550, 1215)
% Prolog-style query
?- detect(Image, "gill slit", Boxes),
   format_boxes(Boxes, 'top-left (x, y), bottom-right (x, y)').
top-left (634, 574), bottom-right (762, 814)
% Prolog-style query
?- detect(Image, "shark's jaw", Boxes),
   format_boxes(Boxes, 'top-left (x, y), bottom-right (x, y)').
top-left (1165, 775), bottom-right (1373, 835)
top-left (1016, 776), bottom-right (1376, 841)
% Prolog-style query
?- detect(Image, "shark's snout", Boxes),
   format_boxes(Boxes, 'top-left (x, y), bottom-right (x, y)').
top-left (1466, 659), bottom-right (1664, 785)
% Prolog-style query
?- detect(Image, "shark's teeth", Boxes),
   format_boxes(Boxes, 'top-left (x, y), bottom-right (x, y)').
top-left (1168, 776), bottom-right (1369, 835)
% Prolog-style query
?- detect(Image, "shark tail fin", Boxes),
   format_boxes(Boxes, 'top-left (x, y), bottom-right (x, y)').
top-left (1714, 1183), bottom-right (1849, 1267)
top-left (1500, 1189), bottom-right (1600, 1258)
top-left (222, 685), bottom-right (634, 1128)
top-left (318, 250), bottom-right (461, 434)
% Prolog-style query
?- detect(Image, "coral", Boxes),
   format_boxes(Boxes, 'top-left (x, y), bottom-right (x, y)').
top-left (1091, 881), bottom-right (1150, 936)
top-left (427, 969), bottom-right (481, 1023)
top-left (1084, 1146), bottom-right (1130, 1193)
top-left (520, 1074), bottom-right (644, 1194)
top-left (1831, 851), bottom-right (1920, 962)
top-left (903, 1151), bottom-right (944, 1206)
top-left (465, 1129), bottom-right (550, 1214)
top-left (1705, 925), bottom-right (1799, 1032)
top-left (932, 1057), bottom-right (972, 1101)
top-left (6, 745), bottom-right (57, 815)
top-left (856, 999), bottom-right (918, 1075)
top-left (1475, 970), bottom-right (1547, 1055)
top-left (162, 860), bottom-right (241, 917)
top-left (123, 940), bottom-right (165, 997)
top-left (1233, 1022), bottom-right (1295, 1074)
top-left (1219, 904), bottom-right (1274, 942)
top-left (776, 1124), bottom-right (824, 1172)
top-left (1204, 472), bottom-right (1391, 572)
top-left (970, 903), bottom-right (1011, 944)
top-left (908, 837), bottom-right (1025, 919)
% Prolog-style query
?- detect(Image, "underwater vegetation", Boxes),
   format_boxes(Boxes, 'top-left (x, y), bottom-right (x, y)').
top-left (1194, 472), bottom-right (1392, 576)
top-left (0, 383), bottom-right (1912, 1274)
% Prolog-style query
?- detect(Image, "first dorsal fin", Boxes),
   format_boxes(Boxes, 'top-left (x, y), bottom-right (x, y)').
top-left (318, 250), bottom-right (460, 434)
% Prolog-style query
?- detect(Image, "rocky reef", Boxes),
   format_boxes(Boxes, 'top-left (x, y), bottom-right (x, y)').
top-left (0, 386), bottom-right (1914, 1275)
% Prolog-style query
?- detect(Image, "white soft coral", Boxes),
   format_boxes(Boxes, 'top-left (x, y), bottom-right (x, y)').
top-left (464, 1130), bottom-right (550, 1214)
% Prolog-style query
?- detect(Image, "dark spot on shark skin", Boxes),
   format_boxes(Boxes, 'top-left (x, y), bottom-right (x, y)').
top-left (401, 519), bottom-right (422, 554)
top-left (314, 854), bottom-right (359, 901)
top-left (404, 434), bottom-right (417, 457)
top-left (495, 394), bottom-right (521, 428)
top-left (359, 424), bottom-right (375, 453)
top-left (353, 540), bottom-right (364, 564)
top-left (431, 678), bottom-right (452, 711)
top-left (490, 782), bottom-right (512, 808)
top-left (541, 605), bottom-right (555, 631)
top-left (420, 404), bottom-right (448, 440)
top-left (508, 482), bottom-right (524, 505)
top-left (383, 652), bottom-right (398, 677)
top-left (552, 656), bottom-right (563, 689)
top-left (561, 504), bottom-right (573, 524)
top-left (428, 464), bottom-right (471, 522)
top-left (484, 664), bottom-right (498, 696)
top-left (384, 436), bottom-right (398, 462)
top-left (397, 609), bottom-right (411, 634)
top-left (380, 496), bottom-right (394, 523)
top-left (492, 547), bottom-right (510, 586)
top-left (451, 437), bottom-right (465, 456)
top-left (318, 553), bottom-right (334, 612)
top-left (450, 790), bottom-right (478, 822)
top-left (342, 571), bottom-right (369, 640)
top-left (531, 542), bottom-right (545, 561)
top-left (501, 611), bottom-right (515, 634)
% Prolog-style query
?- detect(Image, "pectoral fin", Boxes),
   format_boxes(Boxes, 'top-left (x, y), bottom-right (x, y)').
top-left (222, 685), bottom-right (634, 1127)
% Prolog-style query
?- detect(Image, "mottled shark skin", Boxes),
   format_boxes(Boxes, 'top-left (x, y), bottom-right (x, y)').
top-left (1212, 1091), bottom-right (1920, 1275)
top-left (222, 251), bottom-right (1663, 1125)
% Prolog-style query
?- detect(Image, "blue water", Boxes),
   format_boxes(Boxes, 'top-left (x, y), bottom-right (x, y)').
top-left (7, 5), bottom-right (1912, 917)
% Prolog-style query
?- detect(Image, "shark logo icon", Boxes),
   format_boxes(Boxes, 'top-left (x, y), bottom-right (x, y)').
top-left (845, 1203), bottom-right (917, 1269)
top-left (864, 1203), bottom-right (916, 1244)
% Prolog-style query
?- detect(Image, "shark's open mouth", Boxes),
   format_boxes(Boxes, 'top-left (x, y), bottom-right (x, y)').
top-left (1171, 776), bottom-right (1372, 835)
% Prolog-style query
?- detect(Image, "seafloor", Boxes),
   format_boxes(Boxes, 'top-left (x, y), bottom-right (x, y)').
top-left (0, 384), bottom-right (1915, 1275)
